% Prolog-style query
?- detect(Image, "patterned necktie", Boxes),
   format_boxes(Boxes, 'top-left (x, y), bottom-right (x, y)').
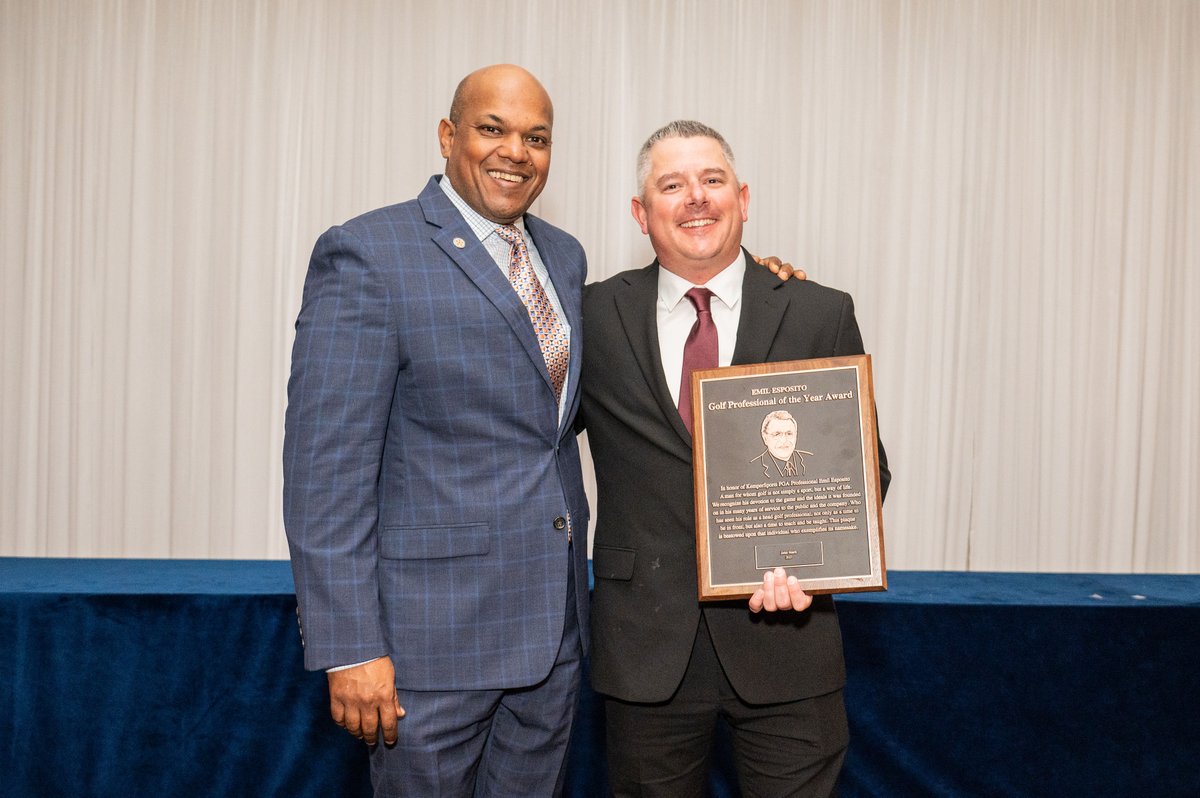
top-left (678, 287), bottom-right (718, 435)
top-left (495, 225), bottom-right (569, 400)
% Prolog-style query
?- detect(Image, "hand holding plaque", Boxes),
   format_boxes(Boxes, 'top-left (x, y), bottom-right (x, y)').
top-left (747, 567), bottom-right (814, 613)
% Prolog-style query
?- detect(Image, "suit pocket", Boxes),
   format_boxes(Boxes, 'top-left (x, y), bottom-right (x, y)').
top-left (592, 545), bottom-right (635, 581)
top-left (379, 523), bottom-right (490, 560)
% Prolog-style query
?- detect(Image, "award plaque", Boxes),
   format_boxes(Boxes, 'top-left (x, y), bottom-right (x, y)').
top-left (691, 355), bottom-right (886, 599)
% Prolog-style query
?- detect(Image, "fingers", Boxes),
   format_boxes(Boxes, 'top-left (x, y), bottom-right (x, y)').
top-left (360, 706), bottom-right (382, 746)
top-left (771, 567), bottom-right (789, 609)
top-left (333, 696), bottom-right (391, 745)
top-left (372, 688), bottom-right (405, 747)
top-left (747, 568), bottom-right (812, 613)
top-left (379, 701), bottom-right (400, 746)
top-left (330, 695), bottom-right (346, 728)
top-left (330, 691), bottom-right (366, 741)
top-left (752, 254), bottom-right (783, 273)
top-left (340, 703), bottom-right (363, 740)
top-left (763, 567), bottom-right (785, 611)
top-left (751, 254), bottom-right (808, 282)
top-left (354, 697), bottom-right (402, 747)
top-left (327, 658), bottom-right (404, 746)
top-left (755, 569), bottom-right (779, 611)
top-left (379, 694), bottom-right (406, 746)
top-left (786, 575), bottom-right (813, 611)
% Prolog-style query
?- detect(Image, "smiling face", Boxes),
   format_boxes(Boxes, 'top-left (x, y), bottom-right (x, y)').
top-left (763, 416), bottom-right (798, 461)
top-left (631, 135), bottom-right (749, 283)
top-left (438, 65), bottom-right (553, 224)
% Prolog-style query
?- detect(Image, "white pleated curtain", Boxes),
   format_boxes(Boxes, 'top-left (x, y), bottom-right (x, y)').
top-left (2, 0), bottom-right (1197, 570)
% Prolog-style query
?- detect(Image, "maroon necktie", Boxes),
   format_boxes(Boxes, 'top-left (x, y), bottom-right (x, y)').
top-left (678, 287), bottom-right (718, 435)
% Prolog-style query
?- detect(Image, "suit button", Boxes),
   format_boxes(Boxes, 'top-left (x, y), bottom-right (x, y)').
top-left (553, 516), bottom-right (567, 530)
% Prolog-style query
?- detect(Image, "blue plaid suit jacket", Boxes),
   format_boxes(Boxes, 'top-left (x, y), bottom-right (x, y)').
top-left (283, 177), bottom-right (589, 691)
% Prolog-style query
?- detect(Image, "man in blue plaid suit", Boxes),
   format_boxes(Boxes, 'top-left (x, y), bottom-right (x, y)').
top-left (283, 64), bottom-right (589, 796)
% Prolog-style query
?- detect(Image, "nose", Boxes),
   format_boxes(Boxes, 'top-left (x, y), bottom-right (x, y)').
top-left (685, 180), bottom-right (707, 205)
top-left (497, 133), bottom-right (529, 163)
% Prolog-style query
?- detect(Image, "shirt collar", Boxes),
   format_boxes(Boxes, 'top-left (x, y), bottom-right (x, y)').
top-left (658, 252), bottom-right (746, 312)
top-left (438, 175), bottom-right (527, 242)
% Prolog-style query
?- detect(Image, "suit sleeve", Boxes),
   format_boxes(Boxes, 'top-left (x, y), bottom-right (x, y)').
top-left (283, 225), bottom-right (398, 671)
top-left (832, 292), bottom-right (892, 502)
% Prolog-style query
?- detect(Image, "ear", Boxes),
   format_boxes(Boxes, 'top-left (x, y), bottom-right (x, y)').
top-left (631, 195), bottom-right (650, 235)
top-left (437, 119), bottom-right (455, 158)
top-left (738, 182), bottom-right (750, 222)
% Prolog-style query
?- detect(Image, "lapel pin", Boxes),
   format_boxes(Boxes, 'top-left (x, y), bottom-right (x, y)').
top-left (452, 237), bottom-right (466, 249)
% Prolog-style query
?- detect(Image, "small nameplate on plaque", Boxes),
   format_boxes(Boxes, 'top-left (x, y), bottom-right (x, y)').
top-left (755, 542), bottom-right (824, 570)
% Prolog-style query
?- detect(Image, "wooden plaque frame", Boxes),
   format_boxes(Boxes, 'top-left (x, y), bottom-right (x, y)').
top-left (692, 355), bottom-right (886, 600)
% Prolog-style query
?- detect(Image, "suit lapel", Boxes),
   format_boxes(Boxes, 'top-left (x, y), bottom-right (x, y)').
top-left (611, 251), bottom-right (792, 451)
top-left (613, 263), bottom-right (694, 448)
top-left (418, 180), bottom-right (556, 401)
top-left (732, 249), bottom-right (790, 366)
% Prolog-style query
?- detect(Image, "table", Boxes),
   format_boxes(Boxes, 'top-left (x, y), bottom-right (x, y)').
top-left (1, 559), bottom-right (1195, 797)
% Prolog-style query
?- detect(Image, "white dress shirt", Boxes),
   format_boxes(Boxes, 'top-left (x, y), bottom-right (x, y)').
top-left (657, 255), bottom-right (745, 405)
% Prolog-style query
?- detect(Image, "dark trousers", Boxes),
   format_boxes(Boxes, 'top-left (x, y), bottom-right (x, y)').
top-left (605, 616), bottom-right (847, 798)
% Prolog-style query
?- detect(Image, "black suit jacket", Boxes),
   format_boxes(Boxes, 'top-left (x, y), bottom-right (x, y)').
top-left (581, 250), bottom-right (890, 704)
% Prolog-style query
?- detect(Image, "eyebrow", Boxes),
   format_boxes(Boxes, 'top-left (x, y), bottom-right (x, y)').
top-left (655, 167), bottom-right (729, 184)
top-left (478, 113), bottom-right (550, 134)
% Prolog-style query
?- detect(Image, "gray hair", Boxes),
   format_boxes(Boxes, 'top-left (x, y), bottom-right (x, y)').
top-left (761, 410), bottom-right (797, 437)
top-left (635, 120), bottom-right (737, 196)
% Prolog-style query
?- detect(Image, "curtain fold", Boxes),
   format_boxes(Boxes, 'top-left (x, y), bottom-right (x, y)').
top-left (2, 0), bottom-right (1196, 570)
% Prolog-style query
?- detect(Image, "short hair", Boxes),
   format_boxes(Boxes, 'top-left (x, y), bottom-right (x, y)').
top-left (635, 120), bottom-right (737, 196)
top-left (761, 410), bottom-right (797, 437)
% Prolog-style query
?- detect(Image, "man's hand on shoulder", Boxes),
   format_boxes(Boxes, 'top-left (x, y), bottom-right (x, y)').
top-left (752, 254), bottom-right (808, 282)
top-left (748, 567), bottom-right (813, 613)
top-left (327, 656), bottom-right (405, 746)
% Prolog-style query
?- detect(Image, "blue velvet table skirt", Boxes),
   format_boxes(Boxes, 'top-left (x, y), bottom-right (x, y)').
top-left (1, 559), bottom-right (1196, 797)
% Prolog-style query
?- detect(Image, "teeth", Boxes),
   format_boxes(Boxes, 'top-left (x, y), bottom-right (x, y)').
top-left (680, 219), bottom-right (716, 228)
top-left (488, 171), bottom-right (526, 183)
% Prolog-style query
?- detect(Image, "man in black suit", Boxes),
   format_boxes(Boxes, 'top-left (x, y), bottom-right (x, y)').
top-left (580, 120), bottom-right (890, 797)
